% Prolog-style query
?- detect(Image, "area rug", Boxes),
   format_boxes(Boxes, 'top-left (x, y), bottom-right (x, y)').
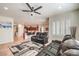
top-left (9, 41), bottom-right (43, 56)
top-left (37, 41), bottom-right (60, 56)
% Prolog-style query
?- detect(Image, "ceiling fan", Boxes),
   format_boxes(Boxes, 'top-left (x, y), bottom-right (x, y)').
top-left (22, 3), bottom-right (42, 15)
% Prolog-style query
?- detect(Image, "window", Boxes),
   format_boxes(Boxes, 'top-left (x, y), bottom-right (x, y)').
top-left (56, 21), bottom-right (60, 35)
top-left (52, 19), bottom-right (71, 36)
top-left (52, 22), bottom-right (56, 35)
top-left (65, 19), bottom-right (70, 34)
top-left (61, 20), bottom-right (65, 35)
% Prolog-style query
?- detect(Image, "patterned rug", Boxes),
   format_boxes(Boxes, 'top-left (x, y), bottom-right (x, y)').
top-left (9, 41), bottom-right (60, 56)
top-left (9, 41), bottom-right (43, 56)
top-left (37, 41), bottom-right (60, 56)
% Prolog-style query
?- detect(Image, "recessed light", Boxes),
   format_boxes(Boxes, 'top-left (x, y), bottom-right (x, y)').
top-left (58, 6), bottom-right (62, 9)
top-left (3, 7), bottom-right (8, 10)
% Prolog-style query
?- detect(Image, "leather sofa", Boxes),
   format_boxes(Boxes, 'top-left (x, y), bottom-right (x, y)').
top-left (57, 35), bottom-right (79, 56)
top-left (31, 32), bottom-right (48, 44)
top-left (62, 39), bottom-right (79, 56)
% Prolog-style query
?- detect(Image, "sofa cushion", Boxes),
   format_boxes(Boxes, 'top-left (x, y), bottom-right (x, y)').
top-left (63, 49), bottom-right (79, 56)
top-left (62, 39), bottom-right (79, 52)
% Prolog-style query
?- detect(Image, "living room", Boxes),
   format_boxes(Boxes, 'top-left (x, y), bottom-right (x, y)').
top-left (0, 3), bottom-right (79, 56)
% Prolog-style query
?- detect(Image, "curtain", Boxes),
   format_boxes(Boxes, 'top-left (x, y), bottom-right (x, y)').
top-left (70, 26), bottom-right (77, 39)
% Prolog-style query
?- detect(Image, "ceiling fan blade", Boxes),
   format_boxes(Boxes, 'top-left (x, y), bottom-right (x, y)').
top-left (34, 12), bottom-right (41, 15)
top-left (22, 10), bottom-right (31, 12)
top-left (34, 6), bottom-right (42, 11)
top-left (26, 3), bottom-right (33, 11)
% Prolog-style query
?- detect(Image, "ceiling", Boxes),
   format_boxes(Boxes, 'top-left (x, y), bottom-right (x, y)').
top-left (0, 3), bottom-right (79, 25)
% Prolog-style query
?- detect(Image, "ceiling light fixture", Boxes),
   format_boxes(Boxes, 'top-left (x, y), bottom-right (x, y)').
top-left (31, 14), bottom-right (33, 16)
top-left (3, 7), bottom-right (8, 10)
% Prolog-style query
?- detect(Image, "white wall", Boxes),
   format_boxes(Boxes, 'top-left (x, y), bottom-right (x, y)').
top-left (18, 24), bottom-right (24, 37)
top-left (75, 10), bottom-right (79, 40)
top-left (49, 10), bottom-right (79, 42)
top-left (0, 16), bottom-right (14, 44)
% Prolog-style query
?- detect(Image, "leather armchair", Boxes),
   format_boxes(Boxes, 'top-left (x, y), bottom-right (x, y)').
top-left (31, 32), bottom-right (48, 44)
